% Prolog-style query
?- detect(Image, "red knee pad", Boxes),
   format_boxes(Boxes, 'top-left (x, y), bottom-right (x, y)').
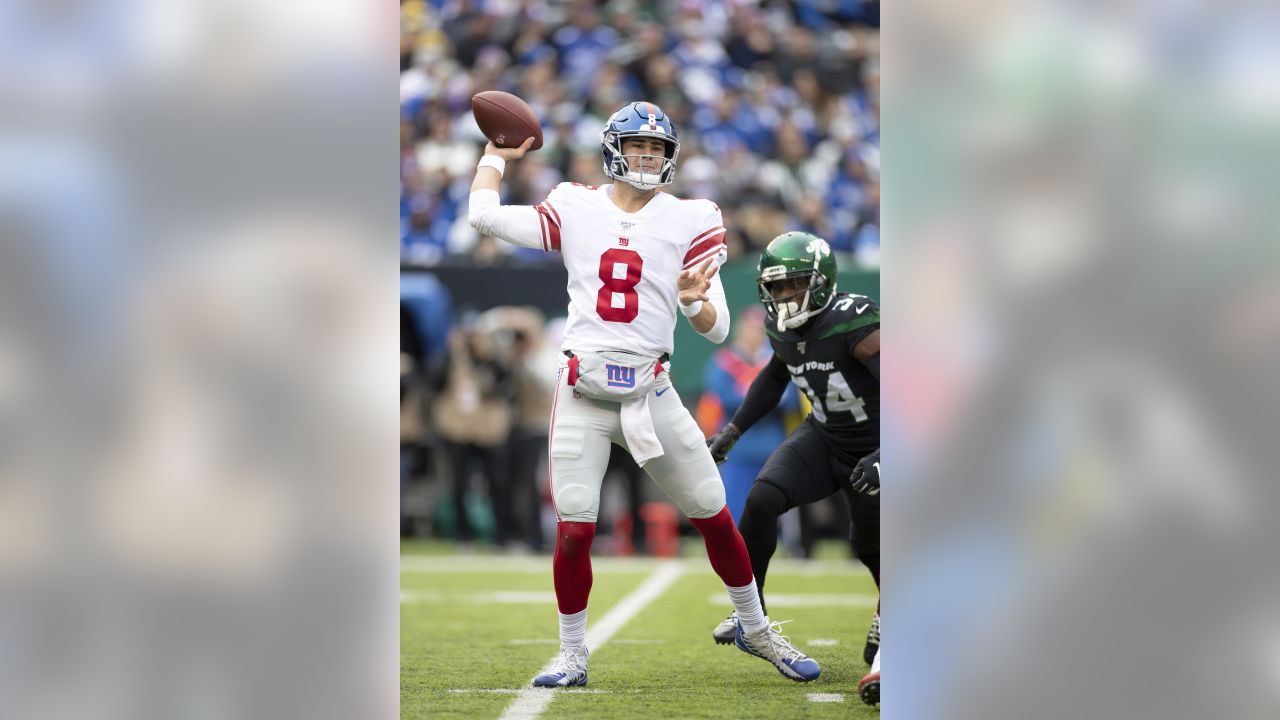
top-left (553, 521), bottom-right (596, 614)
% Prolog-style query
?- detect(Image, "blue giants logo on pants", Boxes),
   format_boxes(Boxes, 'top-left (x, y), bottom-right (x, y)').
top-left (606, 364), bottom-right (636, 388)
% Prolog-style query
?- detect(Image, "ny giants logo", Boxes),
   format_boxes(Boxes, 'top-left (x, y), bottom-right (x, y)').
top-left (606, 364), bottom-right (636, 388)
top-left (618, 237), bottom-right (629, 246)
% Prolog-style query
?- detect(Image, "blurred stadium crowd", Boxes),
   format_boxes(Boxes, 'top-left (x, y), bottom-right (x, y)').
top-left (400, 0), bottom-right (880, 268)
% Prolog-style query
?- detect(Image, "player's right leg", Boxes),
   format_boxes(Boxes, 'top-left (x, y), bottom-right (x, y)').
top-left (636, 389), bottom-right (819, 682)
top-left (532, 378), bottom-right (617, 688)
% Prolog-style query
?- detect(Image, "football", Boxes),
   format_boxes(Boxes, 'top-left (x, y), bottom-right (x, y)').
top-left (471, 91), bottom-right (544, 150)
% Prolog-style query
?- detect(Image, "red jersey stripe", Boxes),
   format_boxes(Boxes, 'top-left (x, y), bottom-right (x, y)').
top-left (683, 231), bottom-right (726, 266)
top-left (534, 206), bottom-right (550, 252)
top-left (687, 226), bottom-right (724, 250)
top-left (683, 243), bottom-right (726, 270)
top-left (543, 201), bottom-right (561, 228)
top-left (548, 216), bottom-right (561, 251)
top-left (535, 204), bottom-right (561, 251)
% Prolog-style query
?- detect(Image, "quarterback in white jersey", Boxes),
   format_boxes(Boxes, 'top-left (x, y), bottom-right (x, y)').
top-left (467, 101), bottom-right (821, 688)
top-left (538, 180), bottom-right (730, 358)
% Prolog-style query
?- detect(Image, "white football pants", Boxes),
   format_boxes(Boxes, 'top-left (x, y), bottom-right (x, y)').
top-left (548, 365), bottom-right (726, 522)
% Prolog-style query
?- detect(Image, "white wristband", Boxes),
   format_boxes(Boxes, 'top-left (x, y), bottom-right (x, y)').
top-left (680, 299), bottom-right (704, 317)
top-left (477, 155), bottom-right (505, 177)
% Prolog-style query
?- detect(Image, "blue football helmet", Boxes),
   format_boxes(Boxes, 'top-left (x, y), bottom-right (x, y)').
top-left (601, 101), bottom-right (680, 190)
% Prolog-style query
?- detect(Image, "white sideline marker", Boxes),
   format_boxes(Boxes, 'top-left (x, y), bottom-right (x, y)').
top-left (807, 693), bottom-right (845, 703)
top-left (497, 561), bottom-right (686, 720)
top-left (808, 638), bottom-right (838, 647)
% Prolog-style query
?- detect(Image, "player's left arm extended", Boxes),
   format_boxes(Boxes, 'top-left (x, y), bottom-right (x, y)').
top-left (853, 329), bottom-right (880, 380)
top-left (678, 257), bottom-right (729, 343)
top-left (690, 272), bottom-right (729, 342)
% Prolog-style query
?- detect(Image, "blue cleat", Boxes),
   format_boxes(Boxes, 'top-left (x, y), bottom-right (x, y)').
top-left (531, 645), bottom-right (589, 688)
top-left (735, 618), bottom-right (821, 682)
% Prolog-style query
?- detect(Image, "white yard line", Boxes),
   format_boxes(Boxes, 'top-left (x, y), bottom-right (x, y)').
top-left (496, 561), bottom-right (685, 720)
top-left (807, 693), bottom-right (846, 703)
top-left (807, 638), bottom-right (839, 647)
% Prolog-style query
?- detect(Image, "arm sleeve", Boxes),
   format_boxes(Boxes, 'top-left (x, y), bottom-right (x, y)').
top-left (467, 188), bottom-right (563, 252)
top-left (696, 270), bottom-right (730, 344)
top-left (727, 353), bottom-right (791, 434)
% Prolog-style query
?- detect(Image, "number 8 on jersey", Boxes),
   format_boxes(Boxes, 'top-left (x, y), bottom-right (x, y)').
top-left (596, 248), bottom-right (643, 323)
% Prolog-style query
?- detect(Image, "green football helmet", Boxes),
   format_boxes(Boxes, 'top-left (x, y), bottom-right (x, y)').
top-left (757, 231), bottom-right (837, 331)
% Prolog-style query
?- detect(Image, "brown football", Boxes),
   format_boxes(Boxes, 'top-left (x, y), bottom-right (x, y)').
top-left (471, 91), bottom-right (544, 150)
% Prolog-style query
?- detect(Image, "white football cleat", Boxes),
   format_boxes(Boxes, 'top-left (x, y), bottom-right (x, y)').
top-left (712, 612), bottom-right (738, 645)
top-left (735, 618), bottom-right (821, 682)
top-left (531, 645), bottom-right (589, 688)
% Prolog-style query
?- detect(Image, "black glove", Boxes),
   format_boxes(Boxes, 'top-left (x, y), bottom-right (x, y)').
top-left (850, 449), bottom-right (880, 496)
top-left (706, 423), bottom-right (742, 465)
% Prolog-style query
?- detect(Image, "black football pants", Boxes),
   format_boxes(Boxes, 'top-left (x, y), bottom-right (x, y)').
top-left (737, 419), bottom-right (879, 614)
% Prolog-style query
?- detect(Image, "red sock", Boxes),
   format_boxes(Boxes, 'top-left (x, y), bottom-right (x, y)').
top-left (689, 506), bottom-right (754, 588)
top-left (552, 521), bottom-right (596, 615)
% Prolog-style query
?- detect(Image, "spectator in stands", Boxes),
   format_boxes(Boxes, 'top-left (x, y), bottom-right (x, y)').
top-left (431, 322), bottom-right (515, 547)
top-left (492, 306), bottom-right (556, 552)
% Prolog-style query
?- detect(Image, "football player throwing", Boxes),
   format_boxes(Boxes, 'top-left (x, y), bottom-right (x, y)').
top-left (469, 103), bottom-right (822, 687)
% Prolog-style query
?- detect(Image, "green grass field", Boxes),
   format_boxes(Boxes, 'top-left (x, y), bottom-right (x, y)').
top-left (402, 540), bottom-right (879, 719)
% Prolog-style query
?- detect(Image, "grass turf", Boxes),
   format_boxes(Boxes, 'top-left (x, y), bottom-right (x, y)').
top-left (402, 541), bottom-right (878, 719)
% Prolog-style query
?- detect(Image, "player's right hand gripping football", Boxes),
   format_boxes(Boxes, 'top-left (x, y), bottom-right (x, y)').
top-left (483, 137), bottom-right (535, 162)
top-left (850, 449), bottom-right (880, 496)
top-left (706, 423), bottom-right (741, 465)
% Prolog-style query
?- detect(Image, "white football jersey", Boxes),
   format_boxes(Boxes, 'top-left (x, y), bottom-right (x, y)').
top-left (534, 183), bottom-right (727, 358)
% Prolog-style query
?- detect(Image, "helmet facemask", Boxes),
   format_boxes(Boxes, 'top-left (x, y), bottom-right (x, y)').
top-left (603, 131), bottom-right (678, 190)
top-left (759, 268), bottom-right (832, 331)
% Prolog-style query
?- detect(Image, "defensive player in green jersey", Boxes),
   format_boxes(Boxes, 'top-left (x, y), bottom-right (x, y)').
top-left (706, 231), bottom-right (882, 663)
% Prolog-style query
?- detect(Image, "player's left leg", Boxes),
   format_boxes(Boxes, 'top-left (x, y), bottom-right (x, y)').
top-left (637, 388), bottom-right (820, 682)
top-left (631, 388), bottom-right (752, 597)
top-left (842, 485), bottom-right (880, 663)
